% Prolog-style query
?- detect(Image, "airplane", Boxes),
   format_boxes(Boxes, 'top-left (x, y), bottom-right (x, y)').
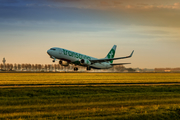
top-left (47, 45), bottom-right (134, 71)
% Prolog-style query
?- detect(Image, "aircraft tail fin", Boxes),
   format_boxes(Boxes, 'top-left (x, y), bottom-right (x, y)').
top-left (105, 45), bottom-right (117, 63)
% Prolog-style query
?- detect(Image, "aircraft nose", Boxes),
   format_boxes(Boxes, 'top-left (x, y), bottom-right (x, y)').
top-left (47, 50), bottom-right (50, 55)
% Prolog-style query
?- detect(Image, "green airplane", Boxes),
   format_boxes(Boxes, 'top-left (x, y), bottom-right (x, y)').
top-left (47, 45), bottom-right (134, 71)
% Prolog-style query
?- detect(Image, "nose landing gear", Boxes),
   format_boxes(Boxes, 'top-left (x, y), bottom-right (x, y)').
top-left (51, 56), bottom-right (56, 62)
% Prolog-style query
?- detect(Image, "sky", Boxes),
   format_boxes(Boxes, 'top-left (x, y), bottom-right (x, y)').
top-left (0, 0), bottom-right (180, 68)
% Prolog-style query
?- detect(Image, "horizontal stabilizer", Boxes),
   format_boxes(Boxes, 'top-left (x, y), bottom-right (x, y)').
top-left (111, 63), bottom-right (131, 66)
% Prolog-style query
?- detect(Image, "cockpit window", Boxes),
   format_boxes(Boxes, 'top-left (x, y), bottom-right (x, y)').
top-left (50, 48), bottom-right (56, 51)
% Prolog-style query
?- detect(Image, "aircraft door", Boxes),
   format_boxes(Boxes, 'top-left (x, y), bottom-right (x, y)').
top-left (59, 49), bottom-right (63, 54)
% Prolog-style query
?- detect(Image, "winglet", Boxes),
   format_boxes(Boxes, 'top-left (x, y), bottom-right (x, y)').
top-left (129, 50), bottom-right (134, 57)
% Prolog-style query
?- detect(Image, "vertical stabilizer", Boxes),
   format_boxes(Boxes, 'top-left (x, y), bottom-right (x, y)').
top-left (105, 45), bottom-right (117, 63)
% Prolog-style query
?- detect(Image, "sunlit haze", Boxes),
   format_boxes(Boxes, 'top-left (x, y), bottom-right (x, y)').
top-left (0, 0), bottom-right (180, 68)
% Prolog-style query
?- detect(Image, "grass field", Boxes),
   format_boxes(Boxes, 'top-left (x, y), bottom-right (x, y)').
top-left (0, 73), bottom-right (180, 119)
top-left (0, 73), bottom-right (180, 85)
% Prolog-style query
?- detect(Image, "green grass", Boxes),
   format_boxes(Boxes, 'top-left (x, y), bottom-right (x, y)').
top-left (0, 73), bottom-right (180, 119)
top-left (0, 73), bottom-right (180, 85)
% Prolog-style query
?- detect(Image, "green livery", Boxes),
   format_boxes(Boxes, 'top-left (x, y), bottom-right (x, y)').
top-left (62, 49), bottom-right (91, 60)
top-left (106, 45), bottom-right (116, 63)
top-left (47, 45), bottom-right (134, 71)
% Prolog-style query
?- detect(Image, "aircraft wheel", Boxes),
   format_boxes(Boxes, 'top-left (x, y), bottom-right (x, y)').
top-left (87, 67), bottom-right (91, 70)
top-left (74, 67), bottom-right (78, 71)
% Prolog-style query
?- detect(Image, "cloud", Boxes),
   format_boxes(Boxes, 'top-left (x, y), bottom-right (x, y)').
top-left (123, 2), bottom-right (180, 10)
top-left (43, 0), bottom-right (123, 9)
top-left (157, 2), bottom-right (180, 9)
top-left (42, 0), bottom-right (180, 10)
top-left (1, 0), bottom-right (179, 11)
top-left (1, 0), bottom-right (180, 29)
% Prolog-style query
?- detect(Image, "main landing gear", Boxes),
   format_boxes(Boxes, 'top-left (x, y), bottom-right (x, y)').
top-left (74, 67), bottom-right (78, 71)
top-left (87, 66), bottom-right (91, 70)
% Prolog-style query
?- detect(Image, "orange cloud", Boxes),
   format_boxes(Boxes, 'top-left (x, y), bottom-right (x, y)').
top-left (126, 2), bottom-right (180, 10)
top-left (157, 2), bottom-right (180, 9)
top-left (46, 0), bottom-right (180, 11)
top-left (80, 1), bottom-right (180, 10)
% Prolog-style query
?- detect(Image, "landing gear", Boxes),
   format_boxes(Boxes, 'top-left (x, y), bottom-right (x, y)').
top-left (74, 67), bottom-right (78, 71)
top-left (87, 66), bottom-right (91, 70)
top-left (52, 56), bottom-right (56, 62)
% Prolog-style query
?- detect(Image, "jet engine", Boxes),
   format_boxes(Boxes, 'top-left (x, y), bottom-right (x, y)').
top-left (80, 59), bottom-right (91, 66)
top-left (59, 60), bottom-right (69, 66)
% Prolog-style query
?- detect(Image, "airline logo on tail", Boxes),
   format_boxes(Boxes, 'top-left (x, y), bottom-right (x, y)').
top-left (106, 45), bottom-right (116, 63)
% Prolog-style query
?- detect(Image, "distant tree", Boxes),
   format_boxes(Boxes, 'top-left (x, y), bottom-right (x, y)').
top-left (6, 63), bottom-right (10, 71)
top-left (62, 66), bottom-right (66, 71)
top-left (51, 64), bottom-right (54, 72)
top-left (0, 64), bottom-right (3, 69)
top-left (25, 64), bottom-right (28, 71)
top-left (57, 64), bottom-right (61, 71)
top-left (67, 65), bottom-right (70, 71)
top-left (28, 64), bottom-right (32, 71)
top-left (54, 64), bottom-right (56, 72)
top-left (31, 64), bottom-right (35, 71)
top-left (126, 68), bottom-right (135, 73)
top-left (108, 66), bottom-right (115, 72)
top-left (70, 65), bottom-right (74, 71)
top-left (9, 64), bottom-right (13, 71)
top-left (21, 64), bottom-right (25, 71)
top-left (40, 64), bottom-right (43, 71)
top-left (17, 64), bottom-right (21, 71)
top-left (48, 64), bottom-right (51, 71)
top-left (37, 64), bottom-right (42, 71)
top-left (60, 64), bottom-right (63, 70)
top-left (34, 64), bottom-right (38, 71)
top-left (44, 64), bottom-right (48, 72)
top-left (41, 64), bottom-right (44, 71)
top-left (14, 64), bottom-right (17, 71)
top-left (54, 64), bottom-right (59, 72)
top-left (114, 65), bottom-right (125, 72)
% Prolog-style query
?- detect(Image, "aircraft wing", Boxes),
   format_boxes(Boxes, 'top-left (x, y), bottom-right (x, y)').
top-left (90, 50), bottom-right (134, 63)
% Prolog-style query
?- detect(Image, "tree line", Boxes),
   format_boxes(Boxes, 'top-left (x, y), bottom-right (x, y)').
top-left (0, 63), bottom-right (126, 72)
top-left (0, 63), bottom-right (70, 72)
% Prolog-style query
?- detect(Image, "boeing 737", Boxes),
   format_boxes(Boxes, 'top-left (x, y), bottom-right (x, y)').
top-left (47, 45), bottom-right (134, 71)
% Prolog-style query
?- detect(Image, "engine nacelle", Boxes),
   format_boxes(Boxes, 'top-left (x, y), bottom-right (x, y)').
top-left (80, 59), bottom-right (91, 66)
top-left (59, 60), bottom-right (69, 66)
